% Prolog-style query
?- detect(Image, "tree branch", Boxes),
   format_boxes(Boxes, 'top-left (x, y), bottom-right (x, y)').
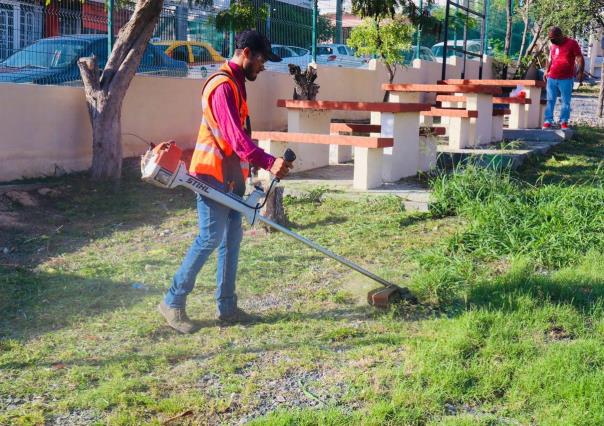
top-left (77, 56), bottom-right (102, 118)
top-left (101, 0), bottom-right (165, 94)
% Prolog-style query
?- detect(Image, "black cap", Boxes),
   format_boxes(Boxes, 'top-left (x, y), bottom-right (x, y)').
top-left (235, 30), bottom-right (282, 62)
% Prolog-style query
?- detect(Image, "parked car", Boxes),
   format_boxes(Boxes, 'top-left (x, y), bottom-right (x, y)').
top-left (265, 44), bottom-right (310, 73)
top-left (0, 35), bottom-right (188, 84)
top-left (314, 43), bottom-right (368, 68)
top-left (400, 46), bottom-right (436, 64)
top-left (152, 40), bottom-right (225, 78)
top-left (431, 40), bottom-right (488, 62)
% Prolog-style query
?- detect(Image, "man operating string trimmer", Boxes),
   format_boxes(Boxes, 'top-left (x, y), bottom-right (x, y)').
top-left (158, 30), bottom-right (292, 333)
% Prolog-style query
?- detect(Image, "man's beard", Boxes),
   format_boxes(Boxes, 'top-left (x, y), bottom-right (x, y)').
top-left (243, 63), bottom-right (257, 81)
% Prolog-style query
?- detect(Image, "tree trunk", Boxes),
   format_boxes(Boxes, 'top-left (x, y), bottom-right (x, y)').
top-left (383, 62), bottom-right (395, 102)
top-left (90, 106), bottom-right (123, 179)
top-left (502, 0), bottom-right (513, 78)
top-left (260, 185), bottom-right (287, 231)
top-left (504, 0), bottom-right (513, 56)
top-left (289, 64), bottom-right (319, 100)
top-left (524, 20), bottom-right (543, 58)
top-left (78, 0), bottom-right (165, 181)
top-left (516, 3), bottom-right (530, 70)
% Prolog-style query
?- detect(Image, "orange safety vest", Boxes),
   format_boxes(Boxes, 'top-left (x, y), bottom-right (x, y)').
top-left (189, 63), bottom-right (250, 195)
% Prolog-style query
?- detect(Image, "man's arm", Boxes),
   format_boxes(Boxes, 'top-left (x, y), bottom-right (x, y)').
top-left (576, 54), bottom-right (585, 83)
top-left (574, 39), bottom-right (585, 83)
top-left (210, 83), bottom-right (292, 178)
top-left (544, 55), bottom-right (550, 82)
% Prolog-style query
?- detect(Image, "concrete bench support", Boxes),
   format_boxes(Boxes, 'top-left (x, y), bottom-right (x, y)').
top-left (379, 111), bottom-right (421, 182)
top-left (252, 131), bottom-right (394, 190)
top-left (422, 109), bottom-right (477, 150)
top-left (418, 134), bottom-right (438, 172)
top-left (329, 123), bottom-right (382, 165)
top-left (353, 147), bottom-right (384, 190)
top-left (509, 102), bottom-right (527, 129)
top-left (467, 93), bottom-right (494, 146)
top-left (492, 114), bottom-right (504, 142)
top-left (284, 109), bottom-right (331, 171)
top-left (524, 86), bottom-right (543, 128)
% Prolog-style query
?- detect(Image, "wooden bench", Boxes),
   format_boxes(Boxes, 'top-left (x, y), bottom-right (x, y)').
top-left (276, 99), bottom-right (431, 113)
top-left (435, 95), bottom-right (532, 105)
top-left (441, 79), bottom-right (545, 128)
top-left (491, 108), bottom-right (511, 142)
top-left (330, 124), bottom-right (447, 172)
top-left (382, 83), bottom-right (502, 95)
top-left (443, 79), bottom-right (545, 88)
top-left (383, 83), bottom-right (503, 149)
top-left (252, 131), bottom-right (394, 190)
top-left (275, 99), bottom-right (432, 185)
top-left (435, 94), bottom-right (531, 130)
top-left (329, 123), bottom-right (446, 137)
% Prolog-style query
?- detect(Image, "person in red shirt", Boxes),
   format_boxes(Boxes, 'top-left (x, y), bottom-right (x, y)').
top-left (543, 27), bottom-right (585, 129)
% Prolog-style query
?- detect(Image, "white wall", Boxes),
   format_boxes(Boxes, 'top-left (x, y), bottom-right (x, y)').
top-left (0, 57), bottom-right (494, 182)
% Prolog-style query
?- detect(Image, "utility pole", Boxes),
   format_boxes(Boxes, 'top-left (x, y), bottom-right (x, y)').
top-left (415, 0), bottom-right (423, 59)
top-left (108, 0), bottom-right (114, 57)
top-left (312, 0), bottom-right (317, 62)
top-left (335, 0), bottom-right (343, 44)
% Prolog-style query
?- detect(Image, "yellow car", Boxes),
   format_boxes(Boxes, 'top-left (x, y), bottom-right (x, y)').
top-left (152, 40), bottom-right (225, 77)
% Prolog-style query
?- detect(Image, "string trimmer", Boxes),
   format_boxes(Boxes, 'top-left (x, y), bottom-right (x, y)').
top-left (140, 141), bottom-right (416, 308)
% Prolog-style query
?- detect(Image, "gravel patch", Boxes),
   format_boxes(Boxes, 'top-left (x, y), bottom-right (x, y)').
top-left (552, 92), bottom-right (604, 127)
top-left (196, 352), bottom-right (349, 425)
top-left (1, 394), bottom-right (101, 426)
top-left (47, 409), bottom-right (102, 426)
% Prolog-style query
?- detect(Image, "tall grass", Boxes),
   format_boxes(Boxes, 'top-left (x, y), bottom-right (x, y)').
top-left (430, 165), bottom-right (604, 268)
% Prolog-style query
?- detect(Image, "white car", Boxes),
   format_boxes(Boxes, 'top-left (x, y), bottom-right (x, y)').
top-left (265, 44), bottom-right (311, 73)
top-left (431, 40), bottom-right (488, 62)
top-left (315, 43), bottom-right (368, 68)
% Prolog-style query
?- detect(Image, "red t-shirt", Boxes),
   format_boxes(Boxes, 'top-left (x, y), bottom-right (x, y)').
top-left (548, 38), bottom-right (582, 79)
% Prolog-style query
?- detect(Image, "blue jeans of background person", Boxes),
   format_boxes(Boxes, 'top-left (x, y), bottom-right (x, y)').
top-left (164, 193), bottom-right (243, 316)
top-left (544, 77), bottom-right (574, 124)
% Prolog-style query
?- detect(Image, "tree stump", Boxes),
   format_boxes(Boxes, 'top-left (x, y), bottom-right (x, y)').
top-left (260, 183), bottom-right (287, 232)
top-left (288, 64), bottom-right (319, 100)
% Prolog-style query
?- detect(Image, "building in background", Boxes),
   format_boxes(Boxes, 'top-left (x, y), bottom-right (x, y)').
top-left (0, 0), bottom-right (43, 60)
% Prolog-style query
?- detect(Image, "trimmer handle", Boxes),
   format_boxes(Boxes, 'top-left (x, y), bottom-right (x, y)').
top-left (274, 148), bottom-right (296, 183)
top-left (284, 148), bottom-right (296, 163)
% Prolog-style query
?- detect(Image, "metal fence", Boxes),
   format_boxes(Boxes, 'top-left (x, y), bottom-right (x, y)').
top-left (0, 0), bottom-right (533, 86)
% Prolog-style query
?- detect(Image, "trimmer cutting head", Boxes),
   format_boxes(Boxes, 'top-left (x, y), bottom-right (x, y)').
top-left (367, 285), bottom-right (418, 309)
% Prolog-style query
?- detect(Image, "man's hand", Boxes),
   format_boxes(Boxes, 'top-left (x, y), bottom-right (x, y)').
top-left (543, 73), bottom-right (548, 82)
top-left (576, 70), bottom-right (584, 83)
top-left (269, 157), bottom-right (293, 180)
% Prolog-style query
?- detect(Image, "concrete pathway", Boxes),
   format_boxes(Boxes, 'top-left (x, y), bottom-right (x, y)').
top-left (280, 164), bottom-right (431, 212)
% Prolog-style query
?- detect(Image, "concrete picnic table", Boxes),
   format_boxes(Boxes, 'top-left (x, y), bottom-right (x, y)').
top-left (442, 79), bottom-right (546, 129)
top-left (382, 83), bottom-right (503, 148)
top-left (267, 99), bottom-right (431, 184)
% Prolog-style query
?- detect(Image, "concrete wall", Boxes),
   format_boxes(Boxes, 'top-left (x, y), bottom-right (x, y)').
top-left (0, 56), bottom-right (494, 182)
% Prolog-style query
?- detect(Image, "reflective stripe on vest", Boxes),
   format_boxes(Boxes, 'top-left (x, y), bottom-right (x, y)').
top-left (194, 142), bottom-right (224, 159)
top-left (189, 63), bottom-right (250, 183)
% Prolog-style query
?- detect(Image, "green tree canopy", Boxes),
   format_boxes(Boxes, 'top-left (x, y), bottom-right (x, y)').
top-left (214, 0), bottom-right (268, 33)
top-left (347, 16), bottom-right (414, 84)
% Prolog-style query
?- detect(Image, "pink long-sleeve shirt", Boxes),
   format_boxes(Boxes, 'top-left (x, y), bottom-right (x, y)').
top-left (209, 61), bottom-right (276, 171)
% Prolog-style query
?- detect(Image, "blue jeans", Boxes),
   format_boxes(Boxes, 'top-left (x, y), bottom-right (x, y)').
top-left (544, 77), bottom-right (574, 124)
top-left (163, 193), bottom-right (243, 316)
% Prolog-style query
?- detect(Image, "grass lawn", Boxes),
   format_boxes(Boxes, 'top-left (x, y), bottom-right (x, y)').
top-left (2, 126), bottom-right (604, 425)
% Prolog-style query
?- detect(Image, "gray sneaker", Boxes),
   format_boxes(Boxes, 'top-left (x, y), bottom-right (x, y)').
top-left (158, 301), bottom-right (197, 334)
top-left (217, 307), bottom-right (260, 325)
